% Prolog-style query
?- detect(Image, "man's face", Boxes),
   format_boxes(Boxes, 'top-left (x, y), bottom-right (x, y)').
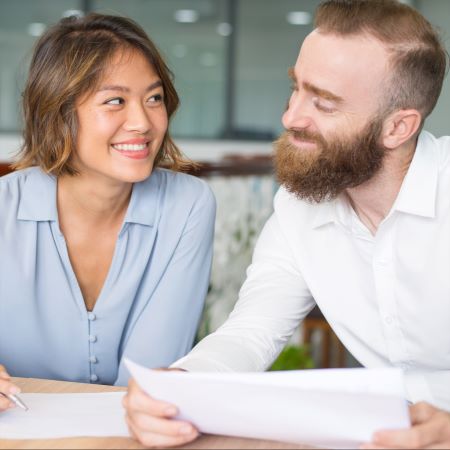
top-left (276, 30), bottom-right (391, 202)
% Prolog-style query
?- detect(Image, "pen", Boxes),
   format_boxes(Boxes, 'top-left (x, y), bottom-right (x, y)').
top-left (0, 392), bottom-right (29, 411)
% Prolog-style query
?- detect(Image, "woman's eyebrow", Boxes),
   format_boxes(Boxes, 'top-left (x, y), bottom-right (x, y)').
top-left (97, 80), bottom-right (163, 93)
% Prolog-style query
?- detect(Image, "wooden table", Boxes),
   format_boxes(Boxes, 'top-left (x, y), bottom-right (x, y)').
top-left (0, 377), bottom-right (307, 449)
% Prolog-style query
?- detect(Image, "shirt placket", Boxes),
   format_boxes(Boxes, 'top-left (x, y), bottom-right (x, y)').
top-left (87, 312), bottom-right (99, 383)
top-left (372, 220), bottom-right (408, 367)
top-left (50, 221), bottom-right (105, 384)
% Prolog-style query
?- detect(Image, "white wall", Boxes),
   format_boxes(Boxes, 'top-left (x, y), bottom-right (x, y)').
top-left (418, 0), bottom-right (450, 137)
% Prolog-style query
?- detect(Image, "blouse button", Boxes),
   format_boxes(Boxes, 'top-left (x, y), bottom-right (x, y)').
top-left (90, 374), bottom-right (99, 382)
top-left (89, 356), bottom-right (98, 364)
top-left (88, 335), bottom-right (97, 343)
top-left (88, 313), bottom-right (96, 321)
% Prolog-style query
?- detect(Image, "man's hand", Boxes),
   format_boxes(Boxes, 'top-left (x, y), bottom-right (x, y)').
top-left (0, 365), bottom-right (21, 412)
top-left (361, 402), bottom-right (450, 449)
top-left (122, 377), bottom-right (199, 448)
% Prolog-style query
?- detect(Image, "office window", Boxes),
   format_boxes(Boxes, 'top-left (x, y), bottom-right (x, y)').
top-left (93, 0), bottom-right (229, 139)
top-left (0, 0), bottom-right (449, 138)
top-left (233, 0), bottom-right (319, 140)
top-left (0, 0), bottom-right (81, 132)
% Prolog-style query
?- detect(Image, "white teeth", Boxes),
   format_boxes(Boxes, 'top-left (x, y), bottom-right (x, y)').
top-left (112, 143), bottom-right (148, 151)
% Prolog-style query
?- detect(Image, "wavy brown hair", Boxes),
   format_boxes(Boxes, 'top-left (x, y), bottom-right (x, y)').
top-left (14, 13), bottom-right (193, 175)
top-left (315, 0), bottom-right (448, 127)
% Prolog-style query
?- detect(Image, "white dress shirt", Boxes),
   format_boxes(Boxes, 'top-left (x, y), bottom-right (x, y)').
top-left (174, 131), bottom-right (450, 411)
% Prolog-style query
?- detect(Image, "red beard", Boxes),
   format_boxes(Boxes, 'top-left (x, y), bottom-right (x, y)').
top-left (274, 119), bottom-right (386, 203)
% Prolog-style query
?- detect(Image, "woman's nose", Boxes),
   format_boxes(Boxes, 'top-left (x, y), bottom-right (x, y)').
top-left (123, 103), bottom-right (151, 134)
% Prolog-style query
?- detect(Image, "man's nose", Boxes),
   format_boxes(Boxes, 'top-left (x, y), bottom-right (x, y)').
top-left (282, 93), bottom-right (313, 130)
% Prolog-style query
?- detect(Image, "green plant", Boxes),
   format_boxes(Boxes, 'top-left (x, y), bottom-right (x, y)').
top-left (269, 344), bottom-right (314, 371)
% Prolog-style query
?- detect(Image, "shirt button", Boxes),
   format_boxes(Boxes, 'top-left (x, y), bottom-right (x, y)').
top-left (89, 356), bottom-right (98, 364)
top-left (90, 374), bottom-right (98, 382)
top-left (88, 335), bottom-right (97, 343)
top-left (88, 313), bottom-right (96, 321)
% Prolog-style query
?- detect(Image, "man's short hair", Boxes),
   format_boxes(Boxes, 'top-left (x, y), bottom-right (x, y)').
top-left (315, 0), bottom-right (448, 124)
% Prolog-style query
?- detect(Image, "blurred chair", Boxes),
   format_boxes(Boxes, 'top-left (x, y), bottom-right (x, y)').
top-left (0, 163), bottom-right (12, 177)
top-left (303, 305), bottom-right (347, 368)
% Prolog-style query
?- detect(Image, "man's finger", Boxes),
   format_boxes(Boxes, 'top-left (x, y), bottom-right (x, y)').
top-left (372, 419), bottom-right (442, 449)
top-left (126, 415), bottom-right (198, 448)
top-left (410, 402), bottom-right (436, 425)
top-left (124, 379), bottom-right (177, 418)
top-left (128, 410), bottom-right (197, 438)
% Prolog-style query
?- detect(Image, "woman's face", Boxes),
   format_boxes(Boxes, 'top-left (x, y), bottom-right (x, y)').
top-left (74, 48), bottom-right (168, 184)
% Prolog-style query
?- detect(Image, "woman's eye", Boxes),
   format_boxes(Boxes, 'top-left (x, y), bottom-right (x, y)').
top-left (147, 93), bottom-right (164, 104)
top-left (105, 97), bottom-right (124, 106)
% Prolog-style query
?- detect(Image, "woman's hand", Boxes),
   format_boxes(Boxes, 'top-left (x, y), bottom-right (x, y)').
top-left (123, 377), bottom-right (199, 448)
top-left (361, 402), bottom-right (450, 449)
top-left (0, 365), bottom-right (21, 412)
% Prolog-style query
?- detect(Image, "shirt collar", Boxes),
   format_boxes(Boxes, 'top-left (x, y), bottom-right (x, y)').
top-left (17, 166), bottom-right (161, 226)
top-left (392, 131), bottom-right (438, 218)
top-left (17, 168), bottom-right (58, 221)
top-left (123, 171), bottom-right (160, 226)
top-left (311, 130), bottom-right (438, 228)
top-left (311, 199), bottom-right (339, 229)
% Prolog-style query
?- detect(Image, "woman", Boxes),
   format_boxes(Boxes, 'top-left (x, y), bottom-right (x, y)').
top-left (0, 12), bottom-right (215, 405)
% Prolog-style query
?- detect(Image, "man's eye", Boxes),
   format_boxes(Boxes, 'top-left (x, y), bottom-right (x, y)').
top-left (316, 104), bottom-right (335, 113)
top-left (105, 97), bottom-right (124, 105)
top-left (313, 97), bottom-right (335, 113)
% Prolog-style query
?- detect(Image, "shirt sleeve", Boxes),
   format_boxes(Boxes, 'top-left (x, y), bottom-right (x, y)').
top-left (115, 182), bottom-right (216, 385)
top-left (405, 371), bottom-right (450, 411)
top-left (171, 213), bottom-right (315, 372)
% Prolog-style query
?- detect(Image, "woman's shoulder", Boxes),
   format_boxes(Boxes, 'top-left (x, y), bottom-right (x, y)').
top-left (0, 167), bottom-right (56, 224)
top-left (0, 167), bottom-right (40, 197)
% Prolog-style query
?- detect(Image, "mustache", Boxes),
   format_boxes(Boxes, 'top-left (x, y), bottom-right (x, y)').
top-left (286, 128), bottom-right (325, 144)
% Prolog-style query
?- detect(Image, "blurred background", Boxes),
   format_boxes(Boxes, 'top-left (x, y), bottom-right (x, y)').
top-left (0, 0), bottom-right (449, 369)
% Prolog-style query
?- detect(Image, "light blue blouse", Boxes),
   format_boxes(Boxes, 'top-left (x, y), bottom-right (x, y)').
top-left (0, 167), bottom-right (215, 386)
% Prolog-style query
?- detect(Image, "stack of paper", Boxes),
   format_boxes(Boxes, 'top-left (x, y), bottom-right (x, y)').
top-left (0, 362), bottom-right (410, 448)
top-left (0, 392), bottom-right (128, 439)
top-left (125, 359), bottom-right (410, 449)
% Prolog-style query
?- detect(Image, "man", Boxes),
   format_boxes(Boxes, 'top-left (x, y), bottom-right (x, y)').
top-left (123, 0), bottom-right (450, 448)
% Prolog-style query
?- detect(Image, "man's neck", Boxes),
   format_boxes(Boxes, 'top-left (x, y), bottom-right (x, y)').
top-left (345, 139), bottom-right (417, 235)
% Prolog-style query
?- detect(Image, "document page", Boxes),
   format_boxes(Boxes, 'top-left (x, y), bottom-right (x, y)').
top-left (0, 392), bottom-right (129, 439)
top-left (125, 359), bottom-right (411, 449)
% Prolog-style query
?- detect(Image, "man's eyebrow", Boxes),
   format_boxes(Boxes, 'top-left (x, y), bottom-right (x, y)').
top-left (303, 82), bottom-right (344, 103)
top-left (288, 67), bottom-right (296, 84)
top-left (97, 80), bottom-right (163, 93)
top-left (287, 67), bottom-right (344, 103)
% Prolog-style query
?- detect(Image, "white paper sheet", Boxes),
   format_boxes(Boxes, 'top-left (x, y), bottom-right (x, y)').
top-left (0, 392), bottom-right (129, 439)
top-left (125, 359), bottom-right (411, 449)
